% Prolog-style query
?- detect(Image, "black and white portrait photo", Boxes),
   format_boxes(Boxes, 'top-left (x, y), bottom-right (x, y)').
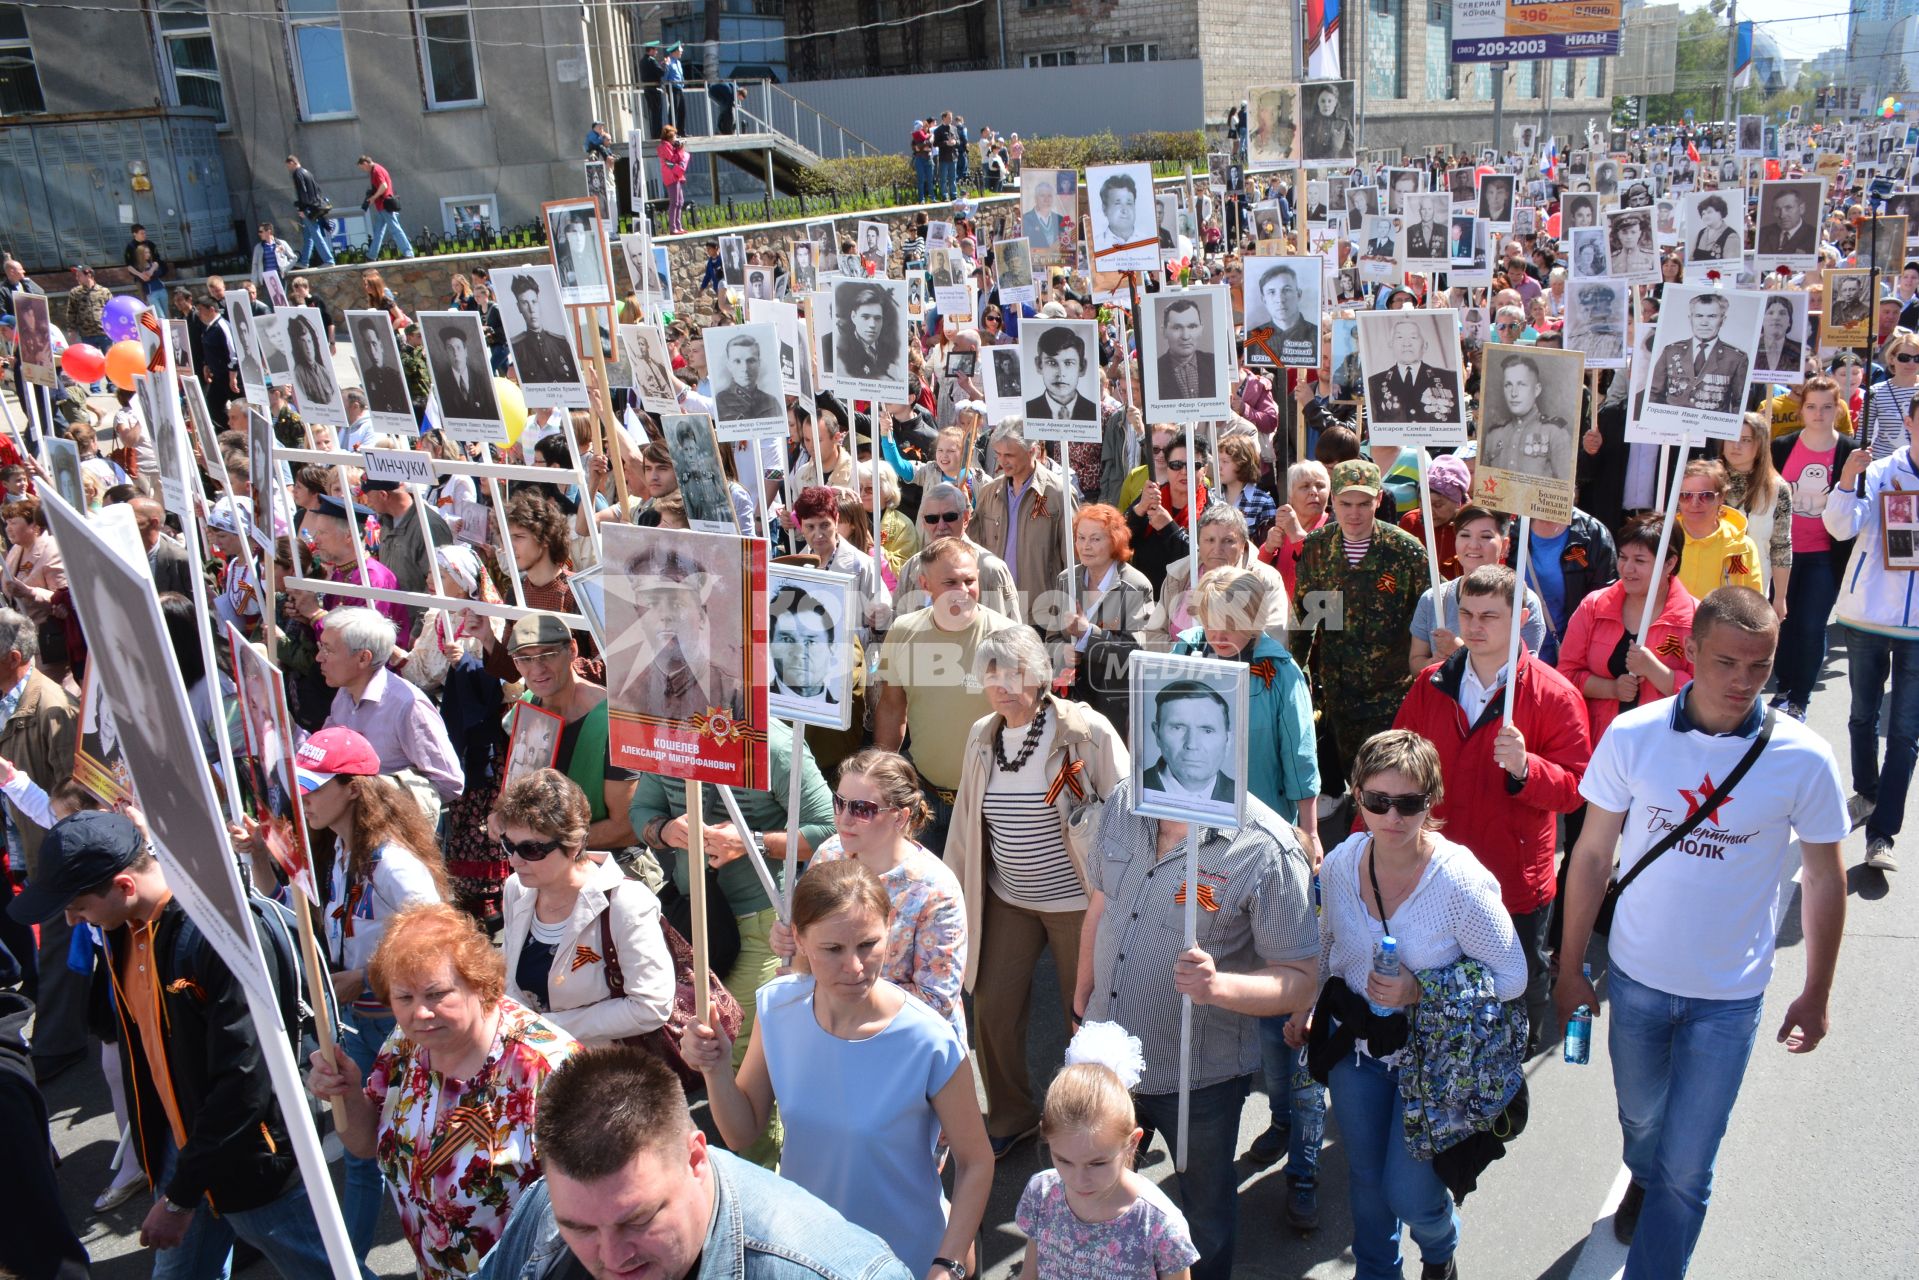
top-left (1299, 79), bottom-right (1356, 165)
top-left (1156, 191), bottom-right (1181, 257)
top-left (720, 234), bottom-right (748, 287)
top-left (1472, 343), bottom-right (1583, 524)
top-left (1594, 159), bottom-right (1620, 198)
top-left (1127, 651), bottom-right (1248, 829)
top-left (1356, 308), bottom-right (1467, 445)
top-left (1564, 280), bottom-right (1630, 370)
top-left (1606, 208), bottom-right (1660, 282)
top-left (43, 437), bottom-right (83, 514)
top-left (544, 198), bottom-right (613, 308)
top-left (1737, 114), bottom-right (1764, 157)
top-left (225, 296), bottom-right (267, 406)
top-left (1141, 287), bottom-right (1232, 421)
top-left (805, 219), bottom-right (838, 274)
top-left (1683, 191), bottom-right (1744, 279)
top-left (495, 266), bottom-right (587, 409)
top-left (745, 266), bottom-right (773, 302)
top-left (1248, 84), bottom-right (1297, 167)
top-left (1400, 193), bottom-right (1451, 265)
top-left (767, 564), bottom-right (857, 731)
top-left (984, 344), bottom-right (1024, 420)
top-left (1865, 213), bottom-right (1907, 271)
top-left (1087, 162), bottom-right (1159, 272)
top-left (746, 295), bottom-right (803, 397)
top-left (1018, 318), bottom-right (1101, 439)
top-left (702, 322), bottom-right (786, 441)
top-left (256, 313), bottom-right (293, 383)
top-left (828, 277), bottom-right (909, 401)
top-left (1347, 184), bottom-right (1379, 220)
top-left (620, 321), bottom-right (681, 414)
top-left (1562, 191), bottom-right (1601, 233)
top-left (1754, 179), bottom-right (1821, 271)
top-left (1477, 174), bottom-right (1516, 227)
top-left (285, 306), bottom-right (346, 427)
top-left (1447, 166), bottom-right (1477, 206)
top-left (1825, 268), bottom-right (1873, 348)
top-left (1386, 167), bottom-right (1421, 215)
top-left (420, 311), bottom-right (505, 443)
top-left (1242, 257), bottom-right (1321, 369)
top-left (857, 220), bottom-right (890, 267)
top-left (345, 309), bottom-right (414, 433)
top-left (1643, 284), bottom-right (1764, 441)
top-left (1359, 214), bottom-right (1399, 278)
top-left (996, 236), bottom-right (1036, 305)
top-left (929, 246), bottom-right (958, 290)
top-left (1569, 225), bottom-right (1612, 281)
top-left (791, 239), bottom-right (818, 292)
top-left (662, 412), bottom-right (736, 533)
top-left (1752, 292), bottom-right (1809, 384)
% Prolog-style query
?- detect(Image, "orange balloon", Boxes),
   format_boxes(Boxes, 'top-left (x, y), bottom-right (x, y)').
top-left (105, 340), bottom-right (148, 392)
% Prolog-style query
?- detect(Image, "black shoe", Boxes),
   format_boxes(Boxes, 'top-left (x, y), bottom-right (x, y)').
top-left (1419, 1259), bottom-right (1457, 1280)
top-left (1245, 1123), bottom-right (1288, 1165)
top-left (1613, 1180), bottom-right (1647, 1245)
top-left (1285, 1179), bottom-right (1319, 1232)
top-left (32, 1049), bottom-right (84, 1084)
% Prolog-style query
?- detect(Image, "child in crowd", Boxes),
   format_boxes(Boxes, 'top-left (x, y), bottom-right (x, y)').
top-left (1016, 1022), bottom-right (1199, 1279)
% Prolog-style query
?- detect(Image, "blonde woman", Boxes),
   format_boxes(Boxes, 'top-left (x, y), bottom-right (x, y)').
top-left (1720, 412), bottom-right (1792, 618)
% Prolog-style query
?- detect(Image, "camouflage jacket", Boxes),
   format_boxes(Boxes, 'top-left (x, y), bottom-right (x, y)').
top-left (65, 283), bottom-right (112, 338)
top-left (1288, 518), bottom-right (1429, 722)
top-left (274, 406), bottom-right (306, 449)
top-left (399, 341), bottom-right (432, 412)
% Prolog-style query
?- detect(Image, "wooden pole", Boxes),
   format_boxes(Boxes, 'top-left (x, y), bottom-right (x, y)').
top-left (579, 308), bottom-right (635, 520)
top-left (782, 719), bottom-right (804, 924)
top-left (688, 780), bottom-right (711, 1025)
top-left (293, 892), bottom-right (347, 1128)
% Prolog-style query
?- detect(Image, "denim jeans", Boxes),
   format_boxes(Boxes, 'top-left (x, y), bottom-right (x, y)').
top-left (1607, 964), bottom-right (1765, 1280)
top-left (913, 155), bottom-right (934, 202)
top-left (367, 207), bottom-right (414, 259)
top-left (298, 221), bottom-right (335, 267)
top-left (1774, 548), bottom-right (1842, 707)
top-left (151, 1140), bottom-right (361, 1280)
top-left (1256, 1016), bottom-right (1326, 1185)
top-left (1133, 1075), bottom-right (1251, 1280)
top-left (936, 158), bottom-right (958, 200)
top-left (1329, 1052), bottom-right (1458, 1280)
top-left (490, 344), bottom-right (511, 376)
top-left (338, 1006), bottom-right (396, 1262)
top-left (1842, 623), bottom-right (1919, 842)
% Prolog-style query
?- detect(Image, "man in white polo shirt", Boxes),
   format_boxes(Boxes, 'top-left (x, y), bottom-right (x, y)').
top-left (1554, 586), bottom-right (1848, 1280)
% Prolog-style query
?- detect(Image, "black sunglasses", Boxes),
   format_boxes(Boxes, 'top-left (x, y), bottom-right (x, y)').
top-left (832, 793), bottom-right (893, 822)
top-left (499, 834), bottom-right (567, 861)
top-left (1897, 353), bottom-right (1919, 364)
top-left (1358, 789), bottom-right (1432, 817)
top-left (922, 510), bottom-right (963, 524)
top-left (1165, 457), bottom-right (1191, 471)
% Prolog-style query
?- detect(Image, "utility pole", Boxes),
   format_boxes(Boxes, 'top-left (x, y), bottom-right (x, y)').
top-left (1491, 62), bottom-right (1508, 157)
top-left (1726, 0), bottom-right (1739, 124)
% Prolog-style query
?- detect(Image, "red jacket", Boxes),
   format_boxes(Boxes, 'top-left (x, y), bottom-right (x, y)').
top-left (1391, 647), bottom-right (1592, 914)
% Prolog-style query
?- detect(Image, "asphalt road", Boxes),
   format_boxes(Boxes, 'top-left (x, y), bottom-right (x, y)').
top-left (28, 620), bottom-right (1917, 1278)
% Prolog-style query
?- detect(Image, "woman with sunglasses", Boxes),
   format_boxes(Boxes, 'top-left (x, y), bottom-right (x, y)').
top-left (500, 769), bottom-right (675, 1047)
top-left (771, 748), bottom-right (969, 1037)
top-left (1673, 459), bottom-right (1764, 602)
top-left (1291, 731), bottom-right (1524, 1280)
top-left (235, 725), bottom-right (448, 1265)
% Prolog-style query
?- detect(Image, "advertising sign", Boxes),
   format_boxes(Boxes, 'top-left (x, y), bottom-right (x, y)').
top-left (1452, 0), bottom-right (1623, 62)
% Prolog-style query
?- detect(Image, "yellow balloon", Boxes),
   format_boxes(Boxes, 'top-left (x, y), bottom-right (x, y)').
top-left (105, 340), bottom-right (148, 392)
top-left (494, 377), bottom-right (528, 446)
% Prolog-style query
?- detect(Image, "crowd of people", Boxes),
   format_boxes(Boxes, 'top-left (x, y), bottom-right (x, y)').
top-left (0, 106), bottom-right (1905, 1280)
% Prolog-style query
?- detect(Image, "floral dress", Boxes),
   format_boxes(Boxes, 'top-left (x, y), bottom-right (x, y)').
top-left (1015, 1169), bottom-right (1200, 1279)
top-left (808, 837), bottom-right (969, 1041)
top-left (364, 999), bottom-right (580, 1280)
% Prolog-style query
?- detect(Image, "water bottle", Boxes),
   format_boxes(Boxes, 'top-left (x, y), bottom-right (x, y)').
top-left (1368, 935), bottom-right (1400, 1016)
top-left (1564, 964), bottom-right (1594, 1066)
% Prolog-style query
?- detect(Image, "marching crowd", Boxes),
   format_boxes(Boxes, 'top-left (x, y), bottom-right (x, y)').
top-left (0, 113), bottom-right (1907, 1280)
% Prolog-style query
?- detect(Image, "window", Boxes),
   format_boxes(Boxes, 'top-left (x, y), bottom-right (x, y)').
top-left (1024, 50), bottom-right (1076, 67)
top-left (1104, 43), bottom-right (1158, 62)
top-left (288, 0), bottom-right (352, 118)
top-left (156, 1), bottom-right (226, 125)
top-left (1586, 56), bottom-right (1606, 99)
top-left (1553, 56), bottom-right (1573, 97)
top-left (1364, 0), bottom-right (1402, 100)
top-left (440, 194), bottom-right (496, 235)
top-left (1514, 58), bottom-right (1537, 98)
top-left (415, 0), bottom-right (480, 108)
top-left (1425, 1), bottom-right (1454, 99)
top-left (0, 5), bottom-right (44, 114)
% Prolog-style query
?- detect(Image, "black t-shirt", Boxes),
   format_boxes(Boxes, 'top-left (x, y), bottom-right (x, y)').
top-left (517, 936), bottom-right (556, 1010)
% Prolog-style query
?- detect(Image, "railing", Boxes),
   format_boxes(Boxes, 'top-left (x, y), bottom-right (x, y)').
top-left (607, 79), bottom-right (879, 162)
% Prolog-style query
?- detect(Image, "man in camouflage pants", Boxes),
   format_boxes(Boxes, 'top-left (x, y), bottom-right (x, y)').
top-left (1289, 459), bottom-right (1429, 780)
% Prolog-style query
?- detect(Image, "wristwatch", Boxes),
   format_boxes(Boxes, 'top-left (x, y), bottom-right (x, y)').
top-left (162, 1197), bottom-right (192, 1215)
top-left (930, 1260), bottom-right (968, 1280)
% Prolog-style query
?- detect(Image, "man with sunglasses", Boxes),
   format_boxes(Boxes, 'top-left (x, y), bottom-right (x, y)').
top-left (498, 614), bottom-right (639, 853)
top-left (1392, 565), bottom-right (1592, 1052)
top-left (890, 482), bottom-right (1023, 622)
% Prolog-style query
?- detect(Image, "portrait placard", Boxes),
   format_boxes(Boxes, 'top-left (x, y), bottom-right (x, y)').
top-left (1640, 284), bottom-right (1765, 442)
top-left (283, 305), bottom-right (347, 427)
top-left (494, 266), bottom-right (588, 410)
top-left (767, 564), bottom-right (858, 730)
top-left (1021, 169), bottom-right (1080, 268)
top-left (1128, 651), bottom-right (1250, 830)
top-left (1298, 80), bottom-right (1357, 165)
top-left (983, 344), bottom-right (1025, 421)
top-left (12, 293), bottom-right (53, 387)
top-left (43, 436), bottom-right (83, 512)
top-left (419, 311), bottom-right (505, 443)
top-left (502, 700), bottom-right (565, 789)
top-left (805, 220), bottom-right (838, 274)
top-left (543, 197), bottom-right (615, 308)
top-left (1398, 193), bottom-right (1452, 267)
top-left (227, 627), bottom-right (316, 905)
top-left (1604, 208), bottom-right (1661, 284)
top-left (1752, 292), bottom-right (1810, 384)
top-left (1882, 491), bottom-right (1919, 571)
top-left (152, 375), bottom-right (192, 518)
top-left (1825, 267), bottom-right (1875, 352)
top-left (1753, 179), bottom-right (1824, 271)
top-left (1563, 279), bottom-right (1631, 370)
top-left (661, 413), bottom-right (739, 533)
top-left (996, 236), bottom-right (1037, 307)
top-left (856, 220), bottom-right (891, 269)
top-left (1471, 343), bottom-right (1585, 522)
top-left (1477, 174), bottom-right (1516, 227)
top-left (1736, 114), bottom-right (1764, 157)
top-left (1864, 213), bottom-right (1908, 272)
top-left (1242, 257), bottom-right (1322, 368)
top-left (719, 235), bottom-right (748, 288)
top-left (226, 296), bottom-right (268, 409)
top-left (1385, 167), bottom-right (1422, 215)
top-left (701, 323), bottom-right (785, 442)
top-left (828, 278), bottom-right (910, 403)
top-left (1568, 225), bottom-right (1612, 281)
top-left (1019, 318), bottom-right (1102, 442)
top-left (345, 309), bottom-right (418, 433)
top-left (1141, 288), bottom-right (1233, 422)
top-left (1561, 191), bottom-right (1601, 236)
top-left (1682, 190), bottom-right (1745, 281)
top-left (1358, 213), bottom-right (1399, 280)
top-left (1356, 309), bottom-right (1468, 445)
top-left (746, 297), bottom-right (804, 398)
top-left (1246, 84), bottom-right (1297, 168)
top-left (1087, 162), bottom-right (1159, 272)
top-left (620, 322), bottom-right (681, 414)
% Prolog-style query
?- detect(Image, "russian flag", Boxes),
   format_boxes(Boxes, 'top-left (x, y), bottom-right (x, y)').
top-left (1545, 135), bottom-right (1559, 180)
top-left (1306, 0), bottom-right (1341, 79)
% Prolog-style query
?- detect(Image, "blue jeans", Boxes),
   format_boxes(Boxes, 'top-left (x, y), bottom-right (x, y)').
top-left (490, 344), bottom-right (511, 376)
top-left (1256, 1016), bottom-right (1325, 1185)
top-left (913, 154), bottom-right (934, 202)
top-left (338, 1007), bottom-right (396, 1262)
top-left (937, 158), bottom-right (958, 200)
top-left (152, 1140), bottom-right (361, 1280)
top-left (367, 207), bottom-right (414, 259)
top-left (1843, 623), bottom-right (1919, 841)
top-left (1133, 1076), bottom-right (1250, 1280)
top-left (298, 220), bottom-right (335, 267)
top-left (1774, 549), bottom-right (1843, 707)
top-left (144, 282), bottom-right (171, 310)
top-left (1329, 1053), bottom-right (1458, 1280)
top-left (1608, 964), bottom-right (1765, 1280)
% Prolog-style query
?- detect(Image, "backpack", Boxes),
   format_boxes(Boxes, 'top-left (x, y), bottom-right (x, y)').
top-left (172, 890), bottom-right (340, 1121)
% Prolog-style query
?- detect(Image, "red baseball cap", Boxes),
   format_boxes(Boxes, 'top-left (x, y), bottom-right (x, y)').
top-left (294, 727), bottom-right (381, 793)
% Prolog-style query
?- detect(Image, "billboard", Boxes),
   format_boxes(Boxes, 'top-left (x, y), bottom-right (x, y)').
top-left (1452, 0), bottom-right (1623, 63)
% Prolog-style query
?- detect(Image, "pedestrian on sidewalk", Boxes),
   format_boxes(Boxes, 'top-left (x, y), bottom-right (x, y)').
top-left (285, 155), bottom-right (336, 267)
top-left (356, 154), bottom-right (414, 259)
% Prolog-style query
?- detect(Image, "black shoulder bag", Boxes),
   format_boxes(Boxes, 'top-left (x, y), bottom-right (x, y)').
top-left (1592, 709), bottom-right (1775, 938)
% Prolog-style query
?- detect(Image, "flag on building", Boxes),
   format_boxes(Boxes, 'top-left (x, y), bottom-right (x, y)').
top-left (1732, 21), bottom-right (1754, 89)
top-left (1305, 0), bottom-right (1341, 79)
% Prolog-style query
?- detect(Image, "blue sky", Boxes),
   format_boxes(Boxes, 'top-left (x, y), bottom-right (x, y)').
top-left (1682, 0), bottom-right (1850, 62)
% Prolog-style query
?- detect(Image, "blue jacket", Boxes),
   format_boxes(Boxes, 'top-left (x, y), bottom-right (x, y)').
top-left (1171, 629), bottom-right (1318, 824)
top-left (477, 1149), bottom-right (913, 1280)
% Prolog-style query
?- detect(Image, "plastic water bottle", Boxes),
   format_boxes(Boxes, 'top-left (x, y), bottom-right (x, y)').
top-left (1368, 936), bottom-right (1400, 1016)
top-left (1565, 964), bottom-right (1595, 1066)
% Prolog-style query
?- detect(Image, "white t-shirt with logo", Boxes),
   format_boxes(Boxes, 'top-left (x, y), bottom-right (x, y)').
top-left (1581, 697), bottom-right (1848, 1001)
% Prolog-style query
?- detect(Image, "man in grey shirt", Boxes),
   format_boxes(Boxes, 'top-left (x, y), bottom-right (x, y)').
top-left (1074, 781), bottom-right (1318, 1280)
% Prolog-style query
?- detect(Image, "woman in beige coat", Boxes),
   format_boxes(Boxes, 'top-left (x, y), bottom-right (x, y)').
top-left (498, 769), bottom-right (675, 1047)
top-left (946, 626), bottom-right (1128, 1158)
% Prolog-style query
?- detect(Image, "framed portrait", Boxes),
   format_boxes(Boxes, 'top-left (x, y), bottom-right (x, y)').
top-left (344, 309), bottom-right (418, 433)
top-left (601, 523), bottom-right (771, 790)
top-left (1823, 267), bottom-right (1873, 350)
top-left (1752, 292), bottom-right (1810, 384)
top-left (283, 306), bottom-right (346, 427)
top-left (1021, 168), bottom-right (1080, 267)
top-left (226, 296), bottom-right (268, 409)
top-left (1564, 279), bottom-right (1631, 370)
top-left (1127, 651), bottom-right (1249, 830)
top-left (1246, 84), bottom-right (1297, 167)
top-left (1242, 257), bottom-right (1322, 368)
top-left (827, 278), bottom-right (910, 402)
top-left (1471, 343), bottom-right (1585, 523)
top-left (661, 412), bottom-right (739, 533)
top-left (1604, 208), bottom-right (1661, 284)
top-left (1086, 162), bottom-right (1159, 272)
top-left (1682, 190), bottom-right (1745, 281)
top-left (767, 563), bottom-right (858, 730)
top-left (1356, 309), bottom-right (1467, 445)
top-left (12, 293), bottom-right (53, 387)
top-left (494, 266), bottom-right (588, 410)
top-left (1640, 284), bottom-right (1765, 442)
top-left (43, 436), bottom-right (84, 512)
top-left (1298, 79), bottom-right (1356, 165)
top-left (996, 236), bottom-right (1037, 306)
top-left (543, 197), bottom-right (614, 308)
top-left (226, 625), bottom-right (316, 904)
top-left (1397, 193), bottom-right (1452, 267)
top-left (1884, 491), bottom-right (1919, 571)
top-left (503, 700), bottom-right (565, 790)
top-left (1477, 174), bottom-right (1516, 227)
top-left (620, 321), bottom-right (681, 415)
top-left (1019, 318), bottom-right (1102, 442)
top-left (1141, 287), bottom-right (1233, 422)
top-left (702, 322), bottom-right (786, 442)
top-left (983, 343), bottom-right (1025, 420)
top-left (419, 311), bottom-right (505, 443)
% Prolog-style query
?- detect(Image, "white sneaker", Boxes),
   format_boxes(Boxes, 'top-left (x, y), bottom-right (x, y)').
top-left (1866, 836), bottom-right (1898, 872)
top-left (1848, 794), bottom-right (1878, 829)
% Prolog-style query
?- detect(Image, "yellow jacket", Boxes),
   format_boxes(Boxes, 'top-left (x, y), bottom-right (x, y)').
top-left (1677, 506), bottom-right (1764, 602)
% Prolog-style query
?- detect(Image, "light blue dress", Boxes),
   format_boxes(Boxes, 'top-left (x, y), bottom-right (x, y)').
top-left (758, 974), bottom-right (967, 1270)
